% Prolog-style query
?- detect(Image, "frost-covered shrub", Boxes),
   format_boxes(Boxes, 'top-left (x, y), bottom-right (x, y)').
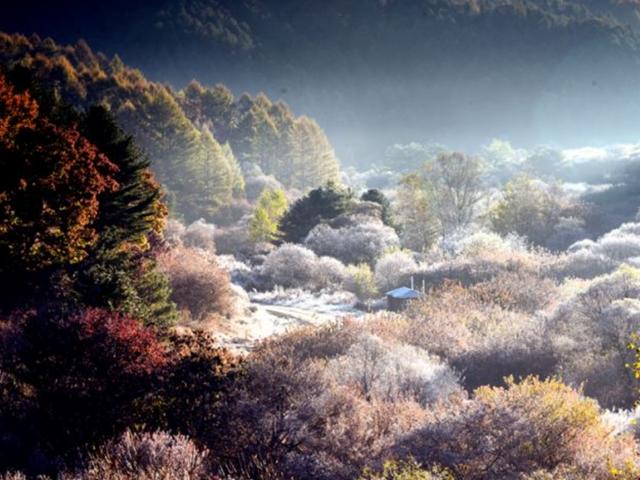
top-left (213, 225), bottom-right (254, 255)
top-left (183, 219), bottom-right (216, 253)
top-left (345, 263), bottom-right (379, 299)
top-left (548, 266), bottom-right (640, 408)
top-left (245, 173), bottom-right (284, 201)
top-left (164, 219), bottom-right (217, 253)
top-left (262, 243), bottom-right (320, 288)
top-left (360, 460), bottom-right (453, 480)
top-left (164, 219), bottom-right (186, 247)
top-left (453, 231), bottom-right (527, 257)
top-left (598, 233), bottom-right (640, 261)
top-left (222, 325), bottom-right (422, 476)
top-left (374, 251), bottom-right (419, 293)
top-left (315, 256), bottom-right (348, 288)
top-left (328, 334), bottom-right (462, 406)
top-left (159, 246), bottom-right (234, 321)
top-left (222, 327), bottom-right (430, 480)
top-left (416, 233), bottom-right (554, 291)
top-left (261, 243), bottom-right (347, 290)
top-left (0, 473), bottom-right (27, 480)
top-left (602, 405), bottom-right (640, 437)
top-left (81, 430), bottom-right (209, 480)
top-left (396, 377), bottom-right (640, 480)
top-left (469, 270), bottom-right (558, 314)
top-left (553, 249), bottom-right (617, 279)
top-left (403, 283), bottom-right (555, 390)
top-left (242, 162), bottom-right (285, 201)
top-left (555, 222), bottom-right (640, 280)
top-left (545, 216), bottom-right (588, 252)
top-left (304, 220), bottom-right (400, 265)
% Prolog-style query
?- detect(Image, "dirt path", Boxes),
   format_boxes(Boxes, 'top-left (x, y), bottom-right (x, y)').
top-left (216, 301), bottom-right (360, 353)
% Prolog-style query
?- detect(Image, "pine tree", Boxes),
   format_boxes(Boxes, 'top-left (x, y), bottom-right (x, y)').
top-left (75, 106), bottom-right (176, 329)
top-left (278, 182), bottom-right (353, 243)
top-left (361, 189), bottom-right (398, 231)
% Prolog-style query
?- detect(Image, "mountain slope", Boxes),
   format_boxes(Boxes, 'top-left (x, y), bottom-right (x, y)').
top-left (0, 33), bottom-right (339, 220)
top-left (3, 0), bottom-right (640, 164)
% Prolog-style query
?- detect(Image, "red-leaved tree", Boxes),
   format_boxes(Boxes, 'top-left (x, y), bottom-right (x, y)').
top-left (0, 307), bottom-right (167, 467)
top-left (0, 73), bottom-right (118, 275)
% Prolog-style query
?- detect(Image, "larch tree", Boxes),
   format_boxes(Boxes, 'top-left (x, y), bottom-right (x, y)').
top-left (249, 188), bottom-right (288, 243)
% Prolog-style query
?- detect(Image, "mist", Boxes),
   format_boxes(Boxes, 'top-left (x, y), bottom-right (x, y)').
top-left (7, 1), bottom-right (640, 479)
top-left (5, 0), bottom-right (640, 166)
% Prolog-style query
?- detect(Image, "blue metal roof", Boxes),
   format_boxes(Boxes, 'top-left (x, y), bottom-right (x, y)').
top-left (385, 287), bottom-right (421, 299)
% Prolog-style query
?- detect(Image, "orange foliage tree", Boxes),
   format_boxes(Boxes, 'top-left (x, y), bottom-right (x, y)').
top-left (0, 74), bottom-right (118, 273)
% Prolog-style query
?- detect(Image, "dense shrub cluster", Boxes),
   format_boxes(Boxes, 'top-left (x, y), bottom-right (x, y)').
top-left (304, 219), bottom-right (400, 265)
top-left (261, 243), bottom-right (347, 290)
top-left (0, 308), bottom-right (167, 469)
top-left (159, 245), bottom-right (234, 322)
top-left (489, 175), bottom-right (587, 250)
top-left (182, 219), bottom-right (217, 253)
top-left (80, 430), bottom-right (209, 480)
top-left (402, 282), bottom-right (555, 390)
top-left (213, 323), bottom-right (447, 480)
top-left (555, 222), bottom-right (640, 279)
top-left (374, 251), bottom-right (419, 293)
top-left (396, 377), bottom-right (639, 479)
top-left (547, 266), bottom-right (640, 408)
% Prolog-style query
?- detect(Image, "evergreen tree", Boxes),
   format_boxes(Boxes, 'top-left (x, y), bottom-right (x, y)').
top-left (278, 182), bottom-right (353, 243)
top-left (361, 189), bottom-right (398, 230)
top-left (76, 106), bottom-right (176, 329)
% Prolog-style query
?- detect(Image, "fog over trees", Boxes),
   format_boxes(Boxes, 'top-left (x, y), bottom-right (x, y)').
top-left (6, 2), bottom-right (640, 479)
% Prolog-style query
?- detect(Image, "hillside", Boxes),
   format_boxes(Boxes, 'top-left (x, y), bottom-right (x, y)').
top-left (3, 0), bottom-right (640, 164)
top-left (0, 32), bottom-right (339, 221)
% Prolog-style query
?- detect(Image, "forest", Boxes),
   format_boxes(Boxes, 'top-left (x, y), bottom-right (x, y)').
top-left (5, 1), bottom-right (640, 479)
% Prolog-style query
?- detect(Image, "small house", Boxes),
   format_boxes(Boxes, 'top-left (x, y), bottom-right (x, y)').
top-left (385, 286), bottom-right (421, 312)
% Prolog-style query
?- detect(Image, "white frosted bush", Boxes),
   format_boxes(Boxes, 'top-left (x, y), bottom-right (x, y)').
top-left (602, 405), bottom-right (640, 436)
top-left (82, 430), bottom-right (209, 480)
top-left (555, 249), bottom-right (617, 279)
top-left (164, 219), bottom-right (186, 247)
top-left (183, 219), bottom-right (216, 253)
top-left (615, 222), bottom-right (640, 236)
top-left (374, 250), bottom-right (419, 293)
top-left (328, 334), bottom-right (461, 405)
top-left (558, 222), bottom-right (640, 279)
top-left (304, 220), bottom-right (400, 265)
top-left (262, 243), bottom-right (318, 288)
top-left (597, 233), bottom-right (640, 261)
top-left (315, 256), bottom-right (348, 287)
top-left (457, 231), bottom-right (527, 257)
top-left (261, 243), bottom-right (347, 290)
top-left (549, 266), bottom-right (640, 407)
top-left (567, 238), bottom-right (597, 253)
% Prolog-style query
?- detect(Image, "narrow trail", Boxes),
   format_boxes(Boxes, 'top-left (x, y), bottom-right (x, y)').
top-left (215, 300), bottom-right (361, 353)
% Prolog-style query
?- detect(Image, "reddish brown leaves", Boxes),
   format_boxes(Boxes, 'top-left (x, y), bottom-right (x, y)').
top-left (0, 74), bottom-right (119, 270)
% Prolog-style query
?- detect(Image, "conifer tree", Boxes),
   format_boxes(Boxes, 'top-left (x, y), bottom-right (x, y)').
top-left (278, 182), bottom-right (353, 243)
top-left (76, 106), bottom-right (176, 329)
top-left (249, 188), bottom-right (288, 243)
